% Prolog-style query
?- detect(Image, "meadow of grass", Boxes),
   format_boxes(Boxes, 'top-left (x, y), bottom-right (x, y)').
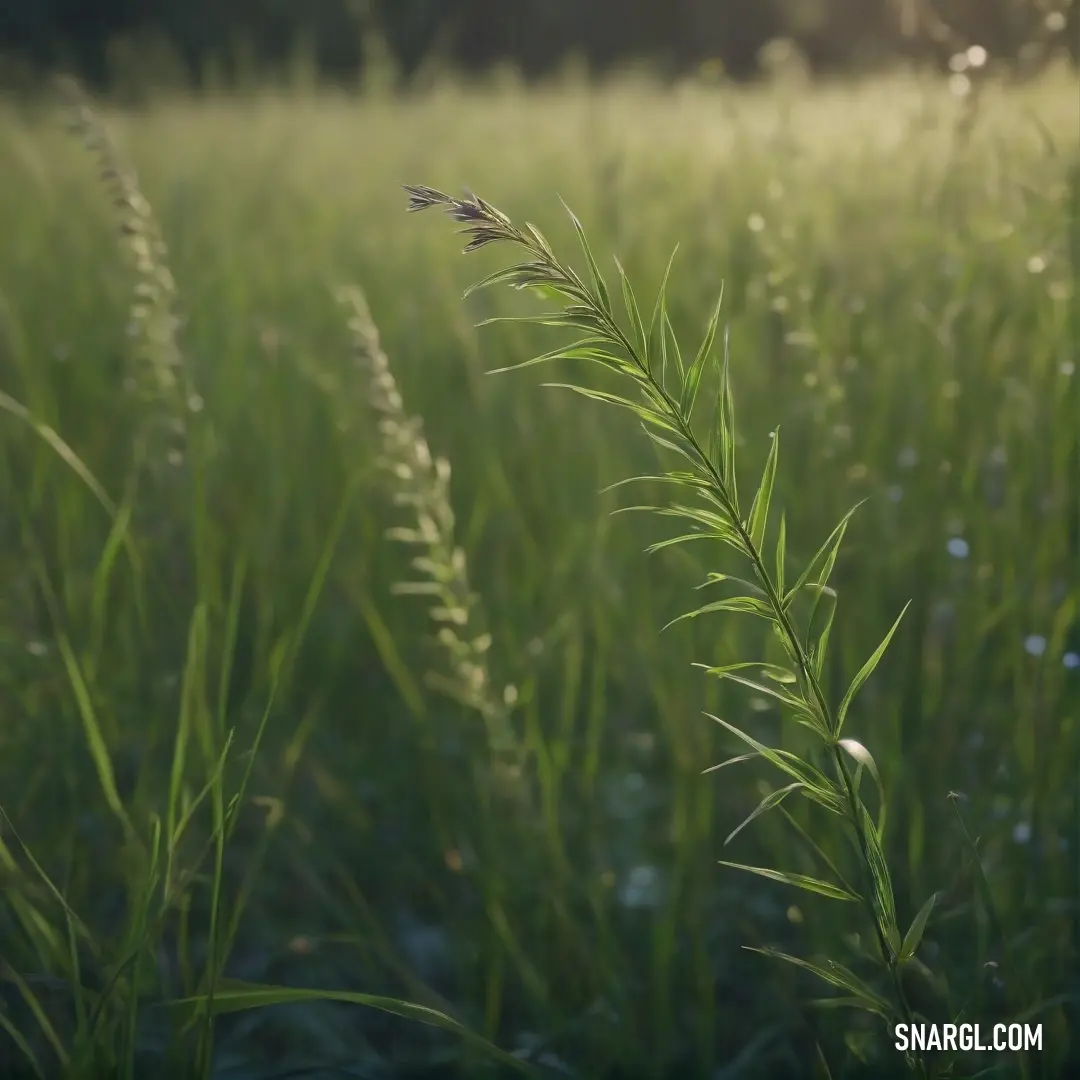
top-left (0, 67), bottom-right (1077, 1079)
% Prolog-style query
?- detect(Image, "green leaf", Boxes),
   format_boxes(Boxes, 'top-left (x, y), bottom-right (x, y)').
top-left (835, 602), bottom-right (911, 735)
top-left (486, 336), bottom-right (617, 375)
top-left (776, 804), bottom-right (859, 900)
top-left (949, 793), bottom-right (1009, 958)
top-left (703, 714), bottom-right (844, 812)
top-left (636, 508), bottom-right (742, 553)
top-left (664, 595), bottom-right (774, 629)
top-left (783, 502), bottom-right (865, 611)
top-left (857, 803), bottom-right (900, 953)
top-left (601, 471), bottom-right (713, 494)
top-left (899, 892), bottom-right (939, 962)
top-left (837, 738), bottom-right (880, 791)
top-left (53, 629), bottom-right (132, 837)
top-left (522, 221), bottom-right (555, 256)
top-left (613, 256), bottom-right (647, 358)
top-left (775, 513), bottom-right (787, 596)
top-left (745, 948), bottom-right (893, 1019)
top-left (0, 390), bottom-right (129, 533)
top-left (639, 428), bottom-right (710, 470)
top-left (725, 783), bottom-right (804, 845)
top-left (476, 311), bottom-right (579, 327)
top-left (656, 503), bottom-right (735, 532)
top-left (482, 309), bottom-right (611, 336)
top-left (697, 750), bottom-right (761, 774)
top-left (720, 673), bottom-right (816, 720)
top-left (695, 661), bottom-right (791, 679)
top-left (463, 261), bottom-right (549, 297)
top-left (813, 1042), bottom-right (836, 1080)
top-left (662, 309), bottom-right (685, 383)
top-left (717, 325), bottom-right (738, 507)
top-left (719, 863), bottom-right (860, 902)
top-left (694, 664), bottom-right (820, 728)
top-left (168, 982), bottom-right (533, 1071)
top-left (648, 246), bottom-right (680, 388)
top-left (747, 428), bottom-right (780, 552)
top-left (809, 996), bottom-right (880, 1013)
top-left (841, 734), bottom-right (887, 834)
top-left (562, 200), bottom-right (612, 316)
top-left (807, 584), bottom-right (838, 680)
top-left (696, 571), bottom-right (766, 596)
top-left (681, 288), bottom-right (723, 421)
top-left (541, 383), bottom-right (678, 432)
top-left (644, 532), bottom-right (716, 553)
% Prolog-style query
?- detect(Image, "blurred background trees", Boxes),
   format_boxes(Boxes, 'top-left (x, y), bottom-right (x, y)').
top-left (0, 0), bottom-right (1075, 91)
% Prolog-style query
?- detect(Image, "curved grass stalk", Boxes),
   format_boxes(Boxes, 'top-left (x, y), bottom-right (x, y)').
top-left (338, 285), bottom-right (527, 795)
top-left (406, 183), bottom-right (941, 1076)
top-left (56, 76), bottom-right (194, 474)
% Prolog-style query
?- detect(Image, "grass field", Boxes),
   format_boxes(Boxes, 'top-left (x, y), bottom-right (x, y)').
top-left (0, 69), bottom-right (1077, 1079)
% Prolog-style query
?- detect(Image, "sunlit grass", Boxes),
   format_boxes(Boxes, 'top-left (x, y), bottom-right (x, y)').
top-left (0, 67), bottom-right (1076, 1078)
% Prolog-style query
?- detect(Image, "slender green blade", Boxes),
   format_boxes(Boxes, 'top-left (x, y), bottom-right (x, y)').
top-left (681, 289), bottom-right (723, 420)
top-left (747, 428), bottom-right (780, 552)
top-left (719, 863), bottom-right (859, 902)
top-left (900, 892), bottom-right (940, 962)
top-left (835, 602), bottom-right (911, 734)
top-left (562, 199), bottom-right (612, 315)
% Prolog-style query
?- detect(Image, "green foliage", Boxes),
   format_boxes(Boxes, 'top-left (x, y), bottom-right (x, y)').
top-left (0, 70), bottom-right (1075, 1079)
top-left (403, 181), bottom-right (940, 1073)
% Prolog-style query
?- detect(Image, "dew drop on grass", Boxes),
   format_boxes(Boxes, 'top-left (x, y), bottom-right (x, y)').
top-left (1064, 652), bottom-right (1080, 670)
top-left (1023, 635), bottom-right (1047, 657)
top-left (946, 537), bottom-right (969, 559)
top-left (1012, 822), bottom-right (1032, 844)
top-left (618, 865), bottom-right (662, 910)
